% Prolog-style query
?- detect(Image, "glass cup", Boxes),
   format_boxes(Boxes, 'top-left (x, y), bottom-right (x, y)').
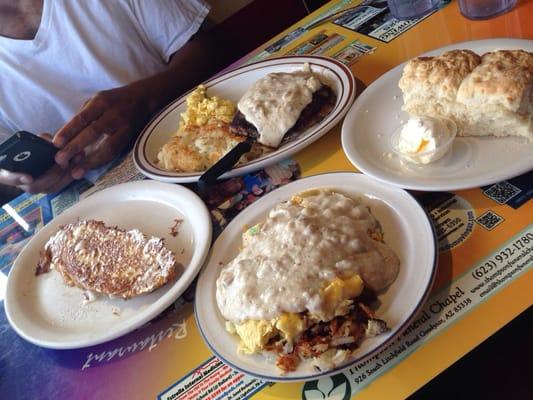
top-left (387, 0), bottom-right (440, 20)
top-left (458, 0), bottom-right (517, 20)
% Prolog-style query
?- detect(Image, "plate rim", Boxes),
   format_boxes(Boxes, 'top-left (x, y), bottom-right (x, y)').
top-left (341, 37), bottom-right (533, 192)
top-left (5, 180), bottom-right (213, 349)
top-left (194, 171), bottom-right (438, 382)
top-left (133, 55), bottom-right (356, 183)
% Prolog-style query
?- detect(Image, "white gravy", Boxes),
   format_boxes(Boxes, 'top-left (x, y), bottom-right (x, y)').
top-left (215, 190), bottom-right (400, 323)
top-left (237, 65), bottom-right (322, 148)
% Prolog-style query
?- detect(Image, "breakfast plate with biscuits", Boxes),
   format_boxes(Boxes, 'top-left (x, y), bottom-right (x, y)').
top-left (195, 172), bottom-right (437, 381)
top-left (5, 180), bottom-right (212, 349)
top-left (134, 55), bottom-right (356, 183)
top-left (342, 38), bottom-right (533, 191)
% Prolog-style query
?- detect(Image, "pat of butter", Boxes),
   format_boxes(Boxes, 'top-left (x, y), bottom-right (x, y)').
top-left (397, 116), bottom-right (455, 164)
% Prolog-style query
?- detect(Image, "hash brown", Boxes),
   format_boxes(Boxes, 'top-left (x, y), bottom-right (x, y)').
top-left (157, 121), bottom-right (246, 172)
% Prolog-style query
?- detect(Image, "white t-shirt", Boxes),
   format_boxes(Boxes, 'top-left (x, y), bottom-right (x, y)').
top-left (0, 0), bottom-right (210, 142)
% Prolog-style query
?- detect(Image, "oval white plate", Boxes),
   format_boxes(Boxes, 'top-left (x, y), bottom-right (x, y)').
top-left (195, 172), bottom-right (437, 382)
top-left (342, 38), bottom-right (533, 191)
top-left (134, 55), bottom-right (356, 183)
top-left (5, 180), bottom-right (212, 349)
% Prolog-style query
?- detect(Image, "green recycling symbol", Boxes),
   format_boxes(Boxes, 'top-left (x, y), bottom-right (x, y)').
top-left (302, 373), bottom-right (351, 400)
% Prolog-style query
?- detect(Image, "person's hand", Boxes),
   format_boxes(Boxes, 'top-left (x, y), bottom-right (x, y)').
top-left (0, 134), bottom-right (76, 194)
top-left (16, 163), bottom-right (75, 194)
top-left (0, 169), bottom-right (33, 189)
top-left (53, 32), bottom-right (217, 180)
top-left (53, 83), bottom-right (151, 179)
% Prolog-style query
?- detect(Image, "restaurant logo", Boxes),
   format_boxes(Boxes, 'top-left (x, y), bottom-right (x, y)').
top-left (302, 373), bottom-right (351, 400)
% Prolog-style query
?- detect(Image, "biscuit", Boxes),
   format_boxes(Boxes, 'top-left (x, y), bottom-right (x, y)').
top-left (456, 50), bottom-right (532, 140)
top-left (399, 50), bottom-right (481, 133)
top-left (399, 49), bottom-right (533, 141)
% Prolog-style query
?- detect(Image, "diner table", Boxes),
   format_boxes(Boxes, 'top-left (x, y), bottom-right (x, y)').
top-left (0, 1), bottom-right (531, 399)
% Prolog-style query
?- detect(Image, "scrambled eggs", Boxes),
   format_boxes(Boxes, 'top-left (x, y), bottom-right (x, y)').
top-left (228, 274), bottom-right (365, 354)
top-left (179, 85), bottom-right (236, 131)
top-left (157, 85), bottom-right (241, 172)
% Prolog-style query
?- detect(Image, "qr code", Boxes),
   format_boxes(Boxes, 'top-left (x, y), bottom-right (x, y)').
top-left (476, 211), bottom-right (504, 230)
top-left (483, 181), bottom-right (521, 204)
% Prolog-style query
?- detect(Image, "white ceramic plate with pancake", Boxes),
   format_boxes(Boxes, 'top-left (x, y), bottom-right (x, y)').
top-left (5, 180), bottom-right (211, 349)
top-left (134, 55), bottom-right (356, 183)
top-left (342, 38), bottom-right (533, 191)
top-left (195, 172), bottom-right (437, 382)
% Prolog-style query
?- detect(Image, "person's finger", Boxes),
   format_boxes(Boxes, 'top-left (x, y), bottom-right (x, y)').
top-left (44, 172), bottom-right (74, 194)
top-left (70, 153), bottom-right (88, 180)
top-left (71, 167), bottom-right (86, 181)
top-left (17, 165), bottom-right (70, 194)
top-left (38, 133), bottom-right (54, 142)
top-left (70, 127), bottom-right (130, 179)
top-left (68, 152), bottom-right (86, 178)
top-left (18, 173), bottom-right (72, 194)
top-left (0, 169), bottom-right (33, 186)
top-left (54, 111), bottom-right (122, 168)
top-left (52, 92), bottom-right (112, 148)
top-left (73, 152), bottom-right (85, 165)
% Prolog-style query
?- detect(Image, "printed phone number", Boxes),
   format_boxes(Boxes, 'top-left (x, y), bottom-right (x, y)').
top-left (471, 232), bottom-right (533, 280)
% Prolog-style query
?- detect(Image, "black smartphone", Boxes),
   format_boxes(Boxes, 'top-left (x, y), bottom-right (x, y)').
top-left (0, 131), bottom-right (58, 177)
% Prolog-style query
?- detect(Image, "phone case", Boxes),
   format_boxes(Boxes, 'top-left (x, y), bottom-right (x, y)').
top-left (0, 131), bottom-right (58, 177)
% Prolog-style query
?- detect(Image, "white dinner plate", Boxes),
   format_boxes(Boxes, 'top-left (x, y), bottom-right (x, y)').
top-left (195, 172), bottom-right (437, 381)
top-left (341, 38), bottom-right (533, 191)
top-left (134, 55), bottom-right (356, 183)
top-left (5, 181), bottom-right (212, 349)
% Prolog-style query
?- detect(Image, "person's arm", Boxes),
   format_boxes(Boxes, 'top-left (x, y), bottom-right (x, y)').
top-left (53, 31), bottom-right (218, 179)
